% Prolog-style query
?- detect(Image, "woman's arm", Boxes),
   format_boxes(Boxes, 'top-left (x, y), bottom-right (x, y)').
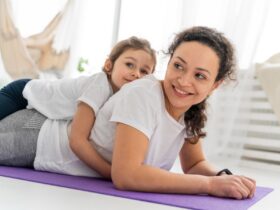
top-left (69, 102), bottom-right (111, 179)
top-left (111, 123), bottom-right (256, 199)
top-left (179, 140), bottom-right (218, 176)
top-left (179, 138), bottom-right (256, 198)
top-left (111, 123), bottom-right (209, 194)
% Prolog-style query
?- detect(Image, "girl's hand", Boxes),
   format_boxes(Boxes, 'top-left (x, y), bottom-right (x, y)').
top-left (207, 175), bottom-right (256, 199)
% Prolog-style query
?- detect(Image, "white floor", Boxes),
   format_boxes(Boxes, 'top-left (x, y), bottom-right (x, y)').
top-left (0, 160), bottom-right (279, 210)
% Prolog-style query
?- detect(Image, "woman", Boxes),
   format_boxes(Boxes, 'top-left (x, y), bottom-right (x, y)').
top-left (89, 26), bottom-right (256, 199)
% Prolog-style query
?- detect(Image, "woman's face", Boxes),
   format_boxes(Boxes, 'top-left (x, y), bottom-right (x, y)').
top-left (163, 41), bottom-right (221, 120)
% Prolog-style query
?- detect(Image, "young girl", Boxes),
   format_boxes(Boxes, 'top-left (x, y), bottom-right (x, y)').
top-left (0, 36), bottom-right (156, 120)
top-left (0, 36), bottom-right (156, 178)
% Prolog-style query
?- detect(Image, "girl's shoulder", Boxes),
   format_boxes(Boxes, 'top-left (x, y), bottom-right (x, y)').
top-left (117, 75), bottom-right (163, 107)
top-left (82, 71), bottom-right (108, 86)
top-left (122, 75), bottom-right (161, 94)
top-left (78, 71), bottom-right (112, 93)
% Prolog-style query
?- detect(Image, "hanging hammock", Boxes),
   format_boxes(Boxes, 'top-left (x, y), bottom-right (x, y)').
top-left (0, 0), bottom-right (77, 80)
top-left (24, 12), bottom-right (69, 73)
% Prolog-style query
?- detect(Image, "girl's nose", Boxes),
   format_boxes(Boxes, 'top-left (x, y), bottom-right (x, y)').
top-left (132, 69), bottom-right (141, 78)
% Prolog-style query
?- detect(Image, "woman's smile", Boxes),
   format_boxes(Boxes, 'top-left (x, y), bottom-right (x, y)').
top-left (172, 84), bottom-right (194, 98)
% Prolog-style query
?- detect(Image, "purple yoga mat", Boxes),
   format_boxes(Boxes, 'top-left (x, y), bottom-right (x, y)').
top-left (0, 166), bottom-right (273, 210)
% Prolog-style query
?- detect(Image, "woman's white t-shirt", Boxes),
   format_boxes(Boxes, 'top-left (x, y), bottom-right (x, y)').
top-left (91, 75), bottom-right (187, 171)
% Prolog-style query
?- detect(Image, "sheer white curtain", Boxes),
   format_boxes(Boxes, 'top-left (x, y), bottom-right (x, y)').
top-left (118, 0), bottom-right (184, 79)
top-left (67, 0), bottom-right (116, 78)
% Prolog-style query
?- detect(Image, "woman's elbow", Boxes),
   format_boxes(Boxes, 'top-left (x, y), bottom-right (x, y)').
top-left (112, 177), bottom-right (127, 190)
top-left (111, 168), bottom-right (135, 190)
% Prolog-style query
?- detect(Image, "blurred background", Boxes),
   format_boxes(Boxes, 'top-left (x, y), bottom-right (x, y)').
top-left (1, 0), bottom-right (280, 172)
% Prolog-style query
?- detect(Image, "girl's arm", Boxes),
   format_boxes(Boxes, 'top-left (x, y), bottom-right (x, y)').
top-left (69, 102), bottom-right (111, 179)
top-left (111, 123), bottom-right (256, 199)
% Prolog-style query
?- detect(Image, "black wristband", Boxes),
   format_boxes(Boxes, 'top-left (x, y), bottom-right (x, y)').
top-left (216, 168), bottom-right (233, 176)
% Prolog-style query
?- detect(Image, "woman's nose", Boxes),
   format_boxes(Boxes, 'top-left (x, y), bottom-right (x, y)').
top-left (178, 73), bottom-right (193, 87)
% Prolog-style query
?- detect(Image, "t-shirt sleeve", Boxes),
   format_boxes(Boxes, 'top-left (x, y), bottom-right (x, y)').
top-left (23, 72), bottom-right (112, 120)
top-left (78, 83), bottom-right (111, 114)
top-left (23, 78), bottom-right (78, 119)
top-left (110, 86), bottom-right (157, 139)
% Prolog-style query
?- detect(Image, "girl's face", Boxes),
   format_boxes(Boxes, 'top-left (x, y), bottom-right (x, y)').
top-left (105, 49), bottom-right (155, 92)
top-left (163, 41), bottom-right (221, 120)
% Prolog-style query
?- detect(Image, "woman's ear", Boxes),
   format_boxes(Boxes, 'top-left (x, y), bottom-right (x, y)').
top-left (103, 59), bottom-right (113, 75)
top-left (209, 80), bottom-right (223, 96)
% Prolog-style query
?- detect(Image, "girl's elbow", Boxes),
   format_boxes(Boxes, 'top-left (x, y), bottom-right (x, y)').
top-left (69, 135), bottom-right (79, 152)
top-left (181, 164), bottom-right (191, 174)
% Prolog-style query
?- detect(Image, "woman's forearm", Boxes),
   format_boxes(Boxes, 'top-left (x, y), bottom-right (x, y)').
top-left (112, 164), bottom-right (255, 199)
top-left (186, 160), bottom-right (218, 176)
top-left (112, 164), bottom-right (210, 194)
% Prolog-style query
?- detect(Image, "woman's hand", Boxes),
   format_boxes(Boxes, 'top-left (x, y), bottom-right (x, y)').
top-left (207, 175), bottom-right (256, 199)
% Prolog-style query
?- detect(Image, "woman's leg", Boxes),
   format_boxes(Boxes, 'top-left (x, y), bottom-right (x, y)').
top-left (0, 109), bottom-right (46, 168)
top-left (0, 79), bottom-right (31, 120)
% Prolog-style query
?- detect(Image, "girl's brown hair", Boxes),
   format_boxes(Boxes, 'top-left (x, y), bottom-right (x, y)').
top-left (103, 36), bottom-right (157, 73)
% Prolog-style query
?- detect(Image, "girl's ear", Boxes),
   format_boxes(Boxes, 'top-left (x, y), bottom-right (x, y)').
top-left (103, 59), bottom-right (113, 74)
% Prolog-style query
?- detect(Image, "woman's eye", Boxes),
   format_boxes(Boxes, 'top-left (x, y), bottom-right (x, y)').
top-left (174, 63), bottom-right (183, 70)
top-left (195, 73), bottom-right (206, 80)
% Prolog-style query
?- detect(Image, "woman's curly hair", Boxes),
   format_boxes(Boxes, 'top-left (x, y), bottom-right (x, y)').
top-left (167, 26), bottom-right (236, 144)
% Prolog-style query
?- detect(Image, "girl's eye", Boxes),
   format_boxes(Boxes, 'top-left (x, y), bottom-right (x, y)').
top-left (195, 73), bottom-right (207, 80)
top-left (140, 69), bottom-right (149, 75)
top-left (126, 62), bottom-right (134, 68)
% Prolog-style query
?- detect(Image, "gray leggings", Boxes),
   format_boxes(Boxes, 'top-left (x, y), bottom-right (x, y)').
top-left (0, 109), bottom-right (46, 167)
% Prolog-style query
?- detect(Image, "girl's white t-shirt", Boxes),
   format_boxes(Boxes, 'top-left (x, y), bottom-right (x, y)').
top-left (23, 72), bottom-right (113, 177)
top-left (23, 72), bottom-right (111, 120)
